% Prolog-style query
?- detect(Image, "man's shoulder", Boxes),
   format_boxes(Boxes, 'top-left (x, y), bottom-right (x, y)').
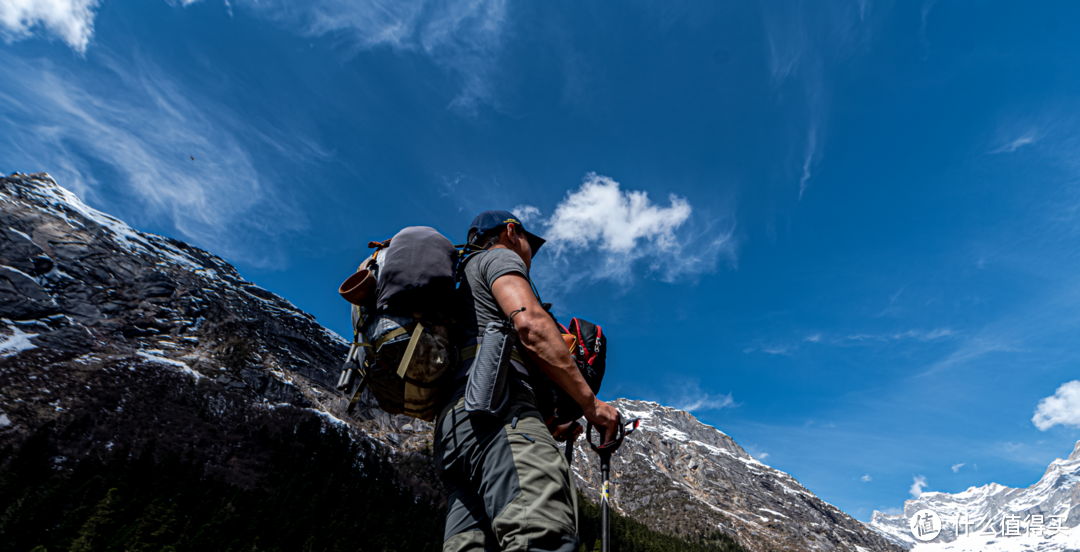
top-left (470, 248), bottom-right (528, 288)
top-left (474, 248), bottom-right (526, 271)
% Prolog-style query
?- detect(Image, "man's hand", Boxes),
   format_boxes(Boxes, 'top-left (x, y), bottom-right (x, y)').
top-left (550, 420), bottom-right (584, 442)
top-left (583, 397), bottom-right (621, 446)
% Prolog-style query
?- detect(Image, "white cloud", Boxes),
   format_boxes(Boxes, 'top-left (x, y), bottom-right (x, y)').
top-left (860, 474), bottom-right (872, 482)
top-left (919, 0), bottom-right (938, 57)
top-left (546, 173), bottom-right (690, 254)
top-left (512, 205), bottom-right (541, 224)
top-left (991, 131), bottom-right (1039, 154)
top-left (799, 124), bottom-right (818, 200)
top-left (845, 328), bottom-right (955, 342)
top-left (761, 345), bottom-right (792, 355)
top-left (668, 378), bottom-right (737, 413)
top-left (951, 463), bottom-right (965, 473)
top-left (234, 0), bottom-right (508, 114)
top-left (0, 0), bottom-right (100, 52)
top-left (676, 391), bottom-right (735, 413)
top-left (0, 52), bottom-right (318, 267)
top-left (917, 337), bottom-right (1018, 378)
top-left (539, 173), bottom-right (735, 284)
top-left (1033, 380), bottom-right (1080, 431)
top-left (804, 334), bottom-right (822, 342)
top-left (742, 342), bottom-right (796, 355)
top-left (757, 452), bottom-right (770, 460)
top-left (910, 475), bottom-right (928, 498)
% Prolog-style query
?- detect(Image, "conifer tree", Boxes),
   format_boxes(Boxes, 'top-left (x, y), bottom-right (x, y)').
top-left (69, 488), bottom-right (120, 552)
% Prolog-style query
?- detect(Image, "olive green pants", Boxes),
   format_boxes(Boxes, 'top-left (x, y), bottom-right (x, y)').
top-left (434, 383), bottom-right (578, 552)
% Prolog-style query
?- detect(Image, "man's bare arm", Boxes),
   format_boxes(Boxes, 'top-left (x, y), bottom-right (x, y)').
top-left (491, 272), bottom-right (620, 443)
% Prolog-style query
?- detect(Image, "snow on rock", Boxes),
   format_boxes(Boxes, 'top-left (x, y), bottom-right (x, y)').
top-left (0, 324), bottom-right (38, 357)
top-left (566, 398), bottom-right (903, 552)
top-left (869, 441), bottom-right (1080, 551)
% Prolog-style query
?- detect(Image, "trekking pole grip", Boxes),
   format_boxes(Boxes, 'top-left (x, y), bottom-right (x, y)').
top-left (586, 414), bottom-right (640, 456)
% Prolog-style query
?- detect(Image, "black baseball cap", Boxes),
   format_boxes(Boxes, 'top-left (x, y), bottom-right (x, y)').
top-left (468, 209), bottom-right (546, 254)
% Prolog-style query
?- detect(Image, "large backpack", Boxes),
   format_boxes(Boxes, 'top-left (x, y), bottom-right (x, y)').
top-left (538, 317), bottom-right (607, 426)
top-left (336, 226), bottom-right (458, 421)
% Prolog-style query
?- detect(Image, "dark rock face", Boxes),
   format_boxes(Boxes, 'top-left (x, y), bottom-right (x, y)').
top-left (0, 172), bottom-right (436, 496)
top-left (0, 172), bottom-right (896, 552)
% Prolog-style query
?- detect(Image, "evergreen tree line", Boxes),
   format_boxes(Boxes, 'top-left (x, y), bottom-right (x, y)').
top-left (0, 416), bottom-right (745, 552)
top-left (576, 493), bottom-right (745, 552)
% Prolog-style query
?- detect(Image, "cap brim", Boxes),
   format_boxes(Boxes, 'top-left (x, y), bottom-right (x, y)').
top-left (524, 231), bottom-right (546, 255)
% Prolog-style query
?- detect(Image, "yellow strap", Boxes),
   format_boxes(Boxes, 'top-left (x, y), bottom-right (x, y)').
top-left (374, 327), bottom-right (408, 350)
top-left (459, 344), bottom-right (524, 365)
top-left (396, 322), bottom-right (425, 379)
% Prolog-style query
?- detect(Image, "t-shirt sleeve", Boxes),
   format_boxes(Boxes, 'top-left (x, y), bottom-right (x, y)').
top-left (478, 249), bottom-right (529, 290)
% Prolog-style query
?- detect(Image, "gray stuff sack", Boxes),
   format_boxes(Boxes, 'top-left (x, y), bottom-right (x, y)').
top-left (464, 321), bottom-right (516, 417)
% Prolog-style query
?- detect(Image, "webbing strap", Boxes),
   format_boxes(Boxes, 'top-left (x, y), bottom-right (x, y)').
top-left (374, 327), bottom-right (408, 350)
top-left (459, 344), bottom-right (524, 365)
top-left (396, 322), bottom-right (425, 379)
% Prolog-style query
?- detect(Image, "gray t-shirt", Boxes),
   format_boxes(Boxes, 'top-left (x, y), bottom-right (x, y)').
top-left (459, 248), bottom-right (530, 341)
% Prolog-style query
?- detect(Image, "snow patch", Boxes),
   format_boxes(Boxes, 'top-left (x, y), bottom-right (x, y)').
top-left (136, 351), bottom-right (203, 380)
top-left (1, 264), bottom-right (36, 280)
top-left (7, 227), bottom-right (31, 241)
top-left (0, 324), bottom-right (38, 357)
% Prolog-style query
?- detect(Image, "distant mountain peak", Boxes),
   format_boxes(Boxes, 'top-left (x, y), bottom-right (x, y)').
top-left (1067, 440), bottom-right (1080, 463)
top-left (869, 440), bottom-right (1080, 550)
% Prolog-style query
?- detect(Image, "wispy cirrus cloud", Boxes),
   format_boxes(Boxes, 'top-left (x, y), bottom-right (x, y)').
top-left (0, 51), bottom-right (320, 267)
top-left (761, 0), bottom-right (876, 200)
top-left (9, 0), bottom-right (510, 114)
top-left (951, 462), bottom-right (965, 473)
top-left (667, 379), bottom-right (738, 414)
top-left (0, 0), bottom-right (99, 52)
top-left (844, 328), bottom-right (956, 342)
top-left (231, 0), bottom-right (509, 114)
top-left (743, 343), bottom-right (794, 356)
top-left (749, 328), bottom-right (954, 356)
top-left (919, 0), bottom-right (938, 58)
top-left (990, 130), bottom-right (1039, 154)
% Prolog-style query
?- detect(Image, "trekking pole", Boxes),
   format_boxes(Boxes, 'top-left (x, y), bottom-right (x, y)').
top-left (563, 420), bottom-right (582, 465)
top-left (586, 415), bottom-right (640, 552)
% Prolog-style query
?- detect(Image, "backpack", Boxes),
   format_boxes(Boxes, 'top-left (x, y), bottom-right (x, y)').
top-left (538, 317), bottom-right (607, 427)
top-left (336, 226), bottom-right (458, 422)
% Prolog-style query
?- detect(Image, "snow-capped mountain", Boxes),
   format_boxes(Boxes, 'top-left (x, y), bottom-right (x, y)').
top-left (566, 399), bottom-right (902, 552)
top-left (868, 442), bottom-right (1080, 552)
top-left (1, 172), bottom-right (899, 552)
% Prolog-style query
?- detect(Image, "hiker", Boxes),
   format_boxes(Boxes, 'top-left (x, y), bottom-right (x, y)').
top-left (434, 210), bottom-right (621, 552)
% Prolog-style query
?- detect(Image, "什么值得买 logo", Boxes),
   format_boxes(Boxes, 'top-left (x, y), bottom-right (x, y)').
top-left (910, 510), bottom-right (941, 541)
top-left (908, 510), bottom-right (1070, 541)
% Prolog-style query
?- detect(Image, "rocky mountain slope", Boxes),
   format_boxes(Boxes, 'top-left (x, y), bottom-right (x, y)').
top-left (566, 399), bottom-right (902, 552)
top-left (868, 442), bottom-right (1080, 552)
top-left (1, 172), bottom-right (898, 552)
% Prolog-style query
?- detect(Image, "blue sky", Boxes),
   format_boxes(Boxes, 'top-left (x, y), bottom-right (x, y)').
top-left (4, 0), bottom-right (1080, 521)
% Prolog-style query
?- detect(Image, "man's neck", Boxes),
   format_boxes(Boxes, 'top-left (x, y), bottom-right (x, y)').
top-left (486, 243), bottom-right (531, 272)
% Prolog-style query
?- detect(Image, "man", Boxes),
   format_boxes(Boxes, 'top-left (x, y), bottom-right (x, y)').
top-left (434, 210), bottom-right (621, 552)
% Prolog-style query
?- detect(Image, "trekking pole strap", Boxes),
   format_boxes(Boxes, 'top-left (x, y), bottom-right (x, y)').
top-left (586, 415), bottom-right (640, 456)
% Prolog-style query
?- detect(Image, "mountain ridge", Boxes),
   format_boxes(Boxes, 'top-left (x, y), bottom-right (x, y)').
top-left (1, 172), bottom-right (898, 552)
top-left (868, 441), bottom-right (1080, 551)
